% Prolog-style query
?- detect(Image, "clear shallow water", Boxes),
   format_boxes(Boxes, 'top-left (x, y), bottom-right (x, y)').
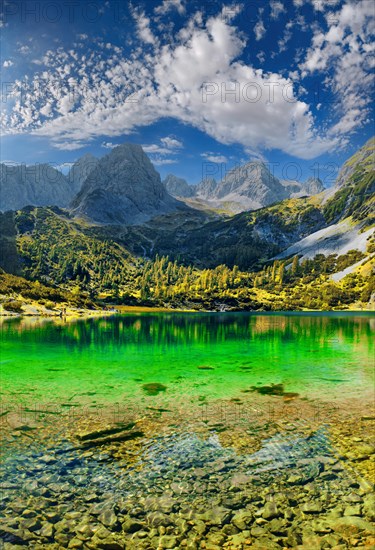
top-left (1, 312), bottom-right (374, 410)
top-left (1, 312), bottom-right (374, 550)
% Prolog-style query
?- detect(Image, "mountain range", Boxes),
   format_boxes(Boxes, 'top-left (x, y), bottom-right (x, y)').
top-left (1, 138), bottom-right (373, 257)
top-left (0, 137), bottom-right (373, 311)
top-left (163, 164), bottom-right (324, 213)
top-left (1, 145), bottom-right (325, 220)
top-left (0, 154), bottom-right (98, 212)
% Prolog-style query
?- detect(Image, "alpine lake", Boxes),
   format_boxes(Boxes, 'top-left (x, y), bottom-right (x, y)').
top-left (1, 312), bottom-right (374, 549)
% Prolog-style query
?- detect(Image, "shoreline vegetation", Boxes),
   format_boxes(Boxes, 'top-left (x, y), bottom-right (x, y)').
top-left (1, 302), bottom-right (374, 319)
top-left (0, 256), bottom-right (375, 318)
top-left (1, 299), bottom-right (374, 319)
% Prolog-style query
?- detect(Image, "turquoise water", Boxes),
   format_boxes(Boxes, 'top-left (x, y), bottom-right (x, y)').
top-left (1, 312), bottom-right (374, 410)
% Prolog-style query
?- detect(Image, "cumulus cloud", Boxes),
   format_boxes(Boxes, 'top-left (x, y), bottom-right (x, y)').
top-left (142, 144), bottom-right (173, 155)
top-left (143, 136), bottom-right (183, 165)
top-left (3, 6), bottom-right (367, 159)
top-left (3, 60), bottom-right (13, 68)
top-left (201, 153), bottom-right (228, 163)
top-left (151, 156), bottom-right (177, 165)
top-left (51, 141), bottom-right (88, 150)
top-left (155, 0), bottom-right (185, 16)
top-left (132, 9), bottom-right (158, 45)
top-left (161, 136), bottom-right (183, 148)
top-left (254, 17), bottom-right (266, 41)
top-left (270, 1), bottom-right (286, 19)
top-left (101, 141), bottom-right (117, 149)
top-left (18, 45), bottom-right (31, 55)
top-left (300, 0), bottom-right (374, 138)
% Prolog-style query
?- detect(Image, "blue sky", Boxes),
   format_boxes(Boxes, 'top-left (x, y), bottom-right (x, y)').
top-left (1, 0), bottom-right (374, 185)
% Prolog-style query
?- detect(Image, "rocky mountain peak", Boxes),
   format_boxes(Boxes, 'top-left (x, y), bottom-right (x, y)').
top-left (163, 174), bottom-right (195, 198)
top-left (68, 153), bottom-right (98, 195)
top-left (303, 177), bottom-right (324, 195)
top-left (195, 177), bottom-right (218, 199)
top-left (70, 143), bottom-right (179, 225)
top-left (212, 161), bottom-right (289, 209)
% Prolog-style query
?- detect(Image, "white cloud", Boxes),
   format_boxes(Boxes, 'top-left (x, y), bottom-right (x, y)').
top-left (1, 160), bottom-right (22, 165)
top-left (270, 1), bottom-right (286, 19)
top-left (18, 45), bottom-right (31, 55)
top-left (3, 60), bottom-right (13, 68)
top-left (143, 137), bottom-right (183, 156)
top-left (2, 10), bottom-right (355, 159)
top-left (301, 0), bottom-right (374, 138)
top-left (254, 18), bottom-right (266, 41)
top-left (57, 95), bottom-right (75, 115)
top-left (201, 153), bottom-right (228, 163)
top-left (151, 156), bottom-right (177, 165)
top-left (312, 0), bottom-right (341, 12)
top-left (160, 136), bottom-right (183, 148)
top-left (101, 141), bottom-right (117, 149)
top-left (155, 0), bottom-right (185, 16)
top-left (132, 10), bottom-right (158, 45)
top-left (51, 141), bottom-right (87, 150)
top-left (142, 144), bottom-right (173, 155)
top-left (257, 51), bottom-right (266, 64)
top-left (278, 24), bottom-right (293, 53)
top-left (40, 103), bottom-right (53, 117)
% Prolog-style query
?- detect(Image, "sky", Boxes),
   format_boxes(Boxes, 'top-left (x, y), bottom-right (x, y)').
top-left (0, 0), bottom-right (374, 185)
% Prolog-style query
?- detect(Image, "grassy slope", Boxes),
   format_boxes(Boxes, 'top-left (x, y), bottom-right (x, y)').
top-left (323, 138), bottom-right (375, 225)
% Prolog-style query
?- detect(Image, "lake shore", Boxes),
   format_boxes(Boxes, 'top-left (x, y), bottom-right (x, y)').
top-left (1, 303), bottom-right (374, 319)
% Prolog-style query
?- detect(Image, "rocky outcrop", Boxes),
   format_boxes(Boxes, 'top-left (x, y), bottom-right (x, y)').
top-left (196, 178), bottom-right (219, 199)
top-left (0, 163), bottom-right (76, 212)
top-left (280, 177), bottom-right (324, 198)
top-left (209, 162), bottom-right (289, 210)
top-left (70, 144), bottom-right (180, 225)
top-left (67, 153), bottom-right (98, 195)
top-left (303, 177), bottom-right (324, 195)
top-left (163, 174), bottom-right (195, 198)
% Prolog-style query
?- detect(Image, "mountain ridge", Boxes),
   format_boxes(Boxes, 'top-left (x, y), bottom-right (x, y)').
top-left (167, 164), bottom-right (326, 212)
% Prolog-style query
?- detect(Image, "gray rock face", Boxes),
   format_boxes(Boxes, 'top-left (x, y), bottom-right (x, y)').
top-left (212, 161), bottom-right (289, 210)
top-left (163, 174), bottom-right (195, 198)
top-left (280, 179), bottom-right (305, 195)
top-left (195, 165), bottom-right (324, 211)
top-left (67, 154), bottom-right (98, 196)
top-left (0, 163), bottom-right (76, 212)
top-left (280, 177), bottom-right (324, 198)
top-left (70, 144), bottom-right (179, 225)
top-left (196, 177), bottom-right (219, 199)
top-left (303, 177), bottom-right (324, 195)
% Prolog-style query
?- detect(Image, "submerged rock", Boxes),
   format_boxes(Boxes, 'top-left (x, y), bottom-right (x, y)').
top-left (250, 383), bottom-right (299, 399)
top-left (142, 383), bottom-right (167, 396)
